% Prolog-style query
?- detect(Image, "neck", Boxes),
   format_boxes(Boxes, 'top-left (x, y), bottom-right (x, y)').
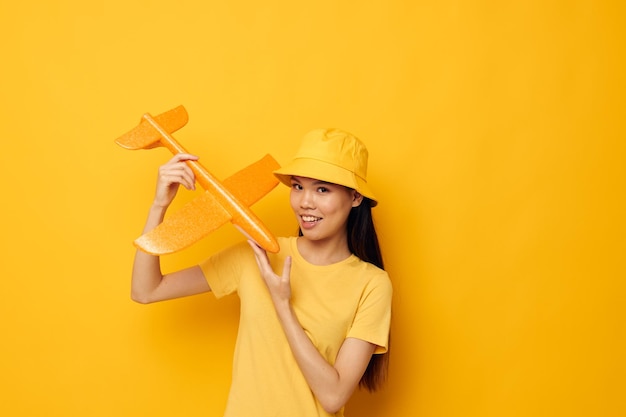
top-left (296, 235), bottom-right (352, 266)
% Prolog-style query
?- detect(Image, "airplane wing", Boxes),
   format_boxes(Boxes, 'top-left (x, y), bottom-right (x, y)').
top-left (133, 154), bottom-right (280, 255)
top-left (134, 191), bottom-right (231, 255)
top-left (222, 154), bottom-right (281, 206)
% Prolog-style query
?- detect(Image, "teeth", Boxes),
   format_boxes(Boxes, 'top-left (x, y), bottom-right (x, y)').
top-left (302, 216), bottom-right (320, 222)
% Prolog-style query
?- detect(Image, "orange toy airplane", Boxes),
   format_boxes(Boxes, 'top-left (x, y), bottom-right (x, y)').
top-left (115, 105), bottom-right (280, 255)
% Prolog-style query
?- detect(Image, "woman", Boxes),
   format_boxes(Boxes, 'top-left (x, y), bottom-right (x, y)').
top-left (131, 128), bottom-right (392, 417)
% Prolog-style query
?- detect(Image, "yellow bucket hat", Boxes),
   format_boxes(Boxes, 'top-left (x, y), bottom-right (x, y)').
top-left (274, 128), bottom-right (378, 206)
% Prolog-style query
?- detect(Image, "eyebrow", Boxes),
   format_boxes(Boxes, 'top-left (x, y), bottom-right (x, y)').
top-left (290, 177), bottom-right (333, 186)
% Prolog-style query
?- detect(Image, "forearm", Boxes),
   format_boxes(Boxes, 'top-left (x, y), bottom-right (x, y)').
top-left (130, 204), bottom-right (167, 303)
top-left (274, 301), bottom-right (352, 414)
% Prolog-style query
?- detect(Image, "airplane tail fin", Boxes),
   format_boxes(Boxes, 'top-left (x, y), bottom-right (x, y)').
top-left (115, 105), bottom-right (189, 150)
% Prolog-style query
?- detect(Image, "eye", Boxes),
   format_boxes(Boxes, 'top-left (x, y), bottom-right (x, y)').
top-left (291, 183), bottom-right (303, 190)
top-left (317, 186), bottom-right (329, 193)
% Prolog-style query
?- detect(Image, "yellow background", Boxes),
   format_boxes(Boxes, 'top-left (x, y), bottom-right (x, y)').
top-left (1, 1), bottom-right (624, 416)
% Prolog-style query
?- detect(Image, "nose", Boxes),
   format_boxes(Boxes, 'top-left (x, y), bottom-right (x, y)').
top-left (299, 188), bottom-right (315, 209)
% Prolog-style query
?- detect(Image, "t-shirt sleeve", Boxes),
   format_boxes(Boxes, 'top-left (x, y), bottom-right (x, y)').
top-left (347, 272), bottom-right (393, 354)
top-left (198, 241), bottom-right (251, 298)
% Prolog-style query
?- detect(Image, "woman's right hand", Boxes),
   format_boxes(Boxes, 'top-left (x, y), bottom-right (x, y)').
top-left (153, 153), bottom-right (199, 209)
top-left (132, 152), bottom-right (209, 304)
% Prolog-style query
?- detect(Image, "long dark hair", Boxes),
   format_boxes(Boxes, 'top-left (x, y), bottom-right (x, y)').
top-left (347, 198), bottom-right (390, 392)
top-left (298, 197), bottom-right (390, 391)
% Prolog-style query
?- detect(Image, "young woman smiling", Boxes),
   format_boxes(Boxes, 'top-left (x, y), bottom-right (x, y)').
top-left (130, 128), bottom-right (392, 417)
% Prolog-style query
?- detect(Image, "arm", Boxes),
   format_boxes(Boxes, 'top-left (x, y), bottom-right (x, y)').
top-left (130, 153), bottom-right (211, 304)
top-left (276, 303), bottom-right (375, 413)
top-left (248, 241), bottom-right (376, 414)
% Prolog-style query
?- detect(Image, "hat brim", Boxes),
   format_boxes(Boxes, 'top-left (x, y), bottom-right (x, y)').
top-left (274, 157), bottom-right (378, 206)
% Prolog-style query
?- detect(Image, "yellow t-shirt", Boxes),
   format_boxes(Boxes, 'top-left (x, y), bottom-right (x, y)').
top-left (199, 237), bottom-right (392, 417)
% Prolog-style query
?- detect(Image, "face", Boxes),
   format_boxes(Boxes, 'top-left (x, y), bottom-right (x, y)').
top-left (290, 176), bottom-right (363, 243)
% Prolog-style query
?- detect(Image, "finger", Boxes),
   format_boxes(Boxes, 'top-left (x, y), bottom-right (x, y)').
top-left (177, 167), bottom-right (196, 190)
top-left (247, 242), bottom-right (262, 270)
top-left (247, 239), bottom-right (264, 255)
top-left (158, 171), bottom-right (191, 191)
top-left (281, 256), bottom-right (292, 282)
top-left (160, 165), bottom-right (196, 190)
top-left (176, 159), bottom-right (197, 190)
top-left (169, 153), bottom-right (199, 163)
top-left (247, 240), bottom-right (269, 263)
top-left (166, 173), bottom-right (193, 191)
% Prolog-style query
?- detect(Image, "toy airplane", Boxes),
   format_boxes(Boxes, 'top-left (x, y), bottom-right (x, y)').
top-left (115, 105), bottom-right (280, 254)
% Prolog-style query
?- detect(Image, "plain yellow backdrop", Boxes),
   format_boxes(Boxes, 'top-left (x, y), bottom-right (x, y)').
top-left (0, 1), bottom-right (624, 416)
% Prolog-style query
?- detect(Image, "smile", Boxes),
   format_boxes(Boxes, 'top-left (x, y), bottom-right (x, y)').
top-left (301, 215), bottom-right (322, 223)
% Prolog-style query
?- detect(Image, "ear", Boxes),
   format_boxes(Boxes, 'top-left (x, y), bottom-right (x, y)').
top-left (352, 191), bottom-right (364, 207)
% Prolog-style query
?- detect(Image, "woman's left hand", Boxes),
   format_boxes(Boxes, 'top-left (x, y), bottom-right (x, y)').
top-left (247, 240), bottom-right (293, 305)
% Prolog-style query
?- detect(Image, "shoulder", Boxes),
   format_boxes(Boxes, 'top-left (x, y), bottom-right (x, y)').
top-left (355, 258), bottom-right (391, 284)
top-left (353, 260), bottom-right (393, 300)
